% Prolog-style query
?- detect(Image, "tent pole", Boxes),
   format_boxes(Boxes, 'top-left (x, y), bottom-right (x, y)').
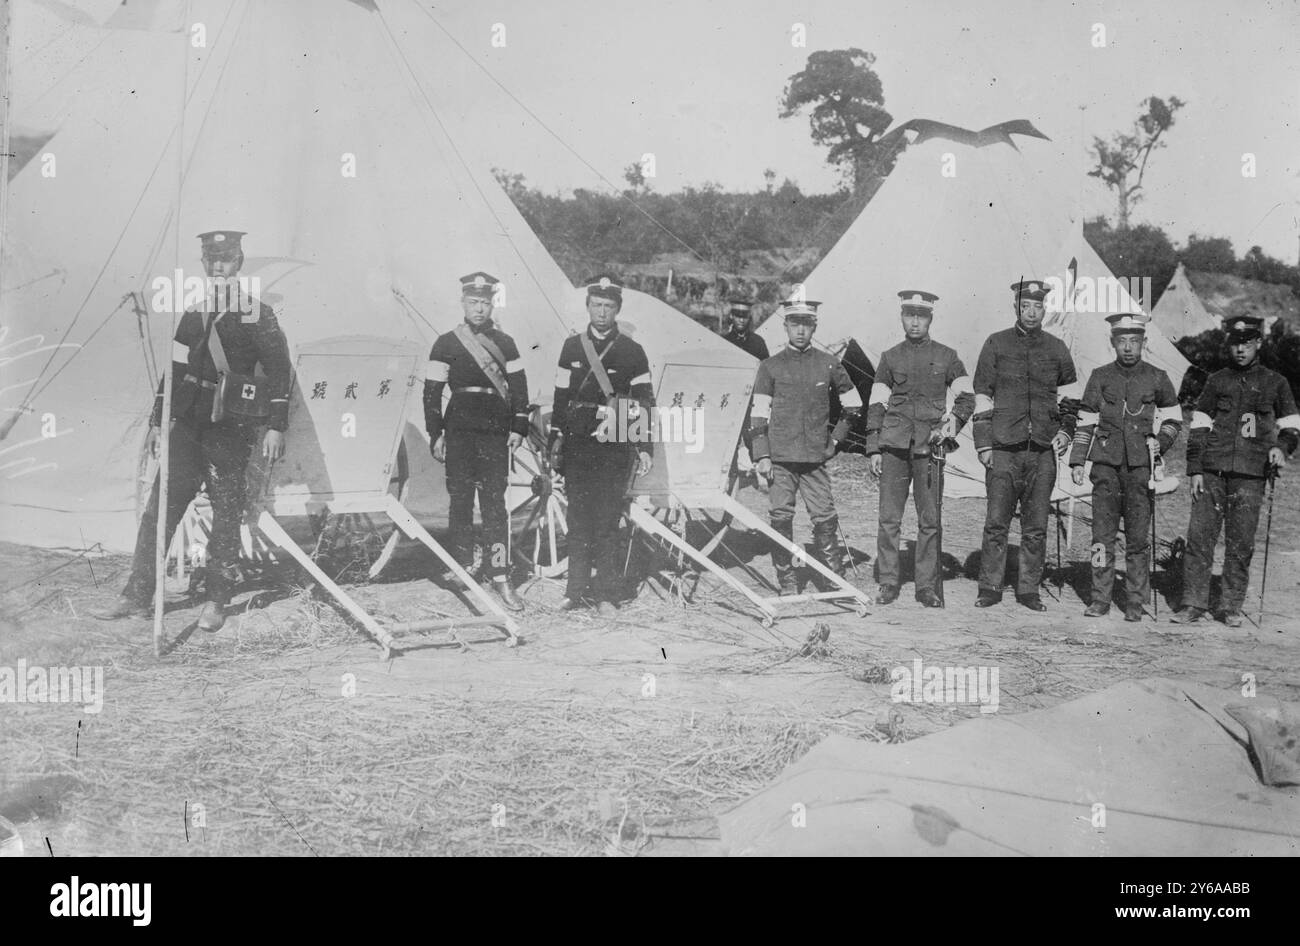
top-left (154, 5), bottom-right (193, 657)
top-left (154, 10), bottom-right (190, 658)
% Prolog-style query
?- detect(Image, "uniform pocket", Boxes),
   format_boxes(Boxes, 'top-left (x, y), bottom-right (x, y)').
top-left (888, 371), bottom-right (908, 406)
top-left (1243, 387), bottom-right (1271, 418)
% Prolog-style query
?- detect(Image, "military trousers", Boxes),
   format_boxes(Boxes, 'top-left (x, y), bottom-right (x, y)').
top-left (979, 443), bottom-right (1056, 596)
top-left (877, 449), bottom-right (940, 591)
top-left (125, 419), bottom-right (255, 606)
top-left (1182, 471), bottom-right (1266, 614)
top-left (563, 437), bottom-right (635, 602)
top-left (768, 461), bottom-right (837, 528)
top-left (1088, 463), bottom-right (1153, 608)
top-left (445, 429), bottom-right (510, 580)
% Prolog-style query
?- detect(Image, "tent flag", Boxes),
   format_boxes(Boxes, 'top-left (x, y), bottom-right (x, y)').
top-left (759, 119), bottom-right (1192, 500)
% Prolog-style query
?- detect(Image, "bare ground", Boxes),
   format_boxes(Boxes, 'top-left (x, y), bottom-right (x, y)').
top-left (2, 448), bottom-right (1298, 856)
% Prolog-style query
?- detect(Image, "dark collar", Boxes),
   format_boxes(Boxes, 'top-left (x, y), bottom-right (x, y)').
top-left (1014, 322), bottom-right (1042, 338)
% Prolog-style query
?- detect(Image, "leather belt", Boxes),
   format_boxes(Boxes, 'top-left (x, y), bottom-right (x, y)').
top-left (183, 374), bottom-right (217, 390)
top-left (995, 440), bottom-right (1051, 452)
top-left (452, 386), bottom-right (497, 395)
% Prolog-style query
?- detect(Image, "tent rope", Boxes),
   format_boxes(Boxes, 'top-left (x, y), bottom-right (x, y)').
top-left (406, 1), bottom-right (711, 268)
top-left (372, 4), bottom-right (576, 333)
top-left (18, 32), bottom-right (113, 113)
top-left (14, 1), bottom-right (247, 410)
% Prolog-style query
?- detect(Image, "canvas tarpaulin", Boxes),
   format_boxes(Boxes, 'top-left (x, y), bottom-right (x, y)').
top-left (719, 678), bottom-right (1300, 856)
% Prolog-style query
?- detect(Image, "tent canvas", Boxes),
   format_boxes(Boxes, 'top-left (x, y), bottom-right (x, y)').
top-left (757, 121), bottom-right (1192, 500)
top-left (719, 678), bottom-right (1300, 856)
top-left (0, 0), bottom-right (755, 556)
top-left (580, 288), bottom-right (757, 508)
top-left (1151, 262), bottom-right (1220, 342)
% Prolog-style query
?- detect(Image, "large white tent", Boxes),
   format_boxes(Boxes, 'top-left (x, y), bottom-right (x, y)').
top-left (0, 0), bottom-right (754, 553)
top-left (1150, 262), bottom-right (1221, 341)
top-left (759, 120), bottom-right (1191, 499)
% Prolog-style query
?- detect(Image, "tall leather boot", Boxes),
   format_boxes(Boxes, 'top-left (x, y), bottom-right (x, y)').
top-left (811, 517), bottom-right (847, 591)
top-left (770, 517), bottom-right (798, 595)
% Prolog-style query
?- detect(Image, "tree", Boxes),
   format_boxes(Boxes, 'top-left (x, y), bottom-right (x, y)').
top-left (491, 167), bottom-right (546, 234)
top-left (1089, 95), bottom-right (1185, 229)
top-left (1181, 233), bottom-right (1236, 274)
top-left (1238, 245), bottom-right (1300, 294)
top-left (623, 160), bottom-right (648, 196)
top-left (779, 48), bottom-right (893, 192)
top-left (1085, 217), bottom-right (1178, 304)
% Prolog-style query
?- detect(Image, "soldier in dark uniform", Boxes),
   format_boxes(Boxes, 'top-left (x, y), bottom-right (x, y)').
top-left (1069, 313), bottom-right (1182, 622)
top-left (865, 290), bottom-right (974, 607)
top-left (749, 300), bottom-right (862, 594)
top-left (424, 272), bottom-right (530, 611)
top-left (972, 279), bottom-right (1081, 611)
top-left (1171, 315), bottom-right (1299, 627)
top-left (91, 230), bottom-right (292, 631)
top-left (549, 275), bottom-right (654, 615)
top-left (722, 300), bottom-right (769, 360)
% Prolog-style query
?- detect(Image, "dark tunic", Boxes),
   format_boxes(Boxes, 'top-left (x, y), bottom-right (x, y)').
top-left (551, 326), bottom-right (655, 601)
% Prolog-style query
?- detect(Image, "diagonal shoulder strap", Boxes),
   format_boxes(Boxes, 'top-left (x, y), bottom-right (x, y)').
top-left (578, 332), bottom-right (615, 400)
top-left (475, 333), bottom-right (510, 373)
top-left (207, 315), bottom-right (231, 375)
top-left (453, 323), bottom-right (510, 399)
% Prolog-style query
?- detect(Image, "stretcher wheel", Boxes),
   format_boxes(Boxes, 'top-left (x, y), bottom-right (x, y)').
top-left (507, 426), bottom-right (568, 578)
top-left (136, 428), bottom-right (409, 588)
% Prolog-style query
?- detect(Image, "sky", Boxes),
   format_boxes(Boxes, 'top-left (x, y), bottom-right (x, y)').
top-left (426, 0), bottom-right (1300, 262)
top-left (9, 0), bottom-right (1300, 262)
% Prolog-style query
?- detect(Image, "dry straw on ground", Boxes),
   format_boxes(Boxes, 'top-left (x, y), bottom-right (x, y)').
top-left (2, 565), bottom-right (884, 856)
